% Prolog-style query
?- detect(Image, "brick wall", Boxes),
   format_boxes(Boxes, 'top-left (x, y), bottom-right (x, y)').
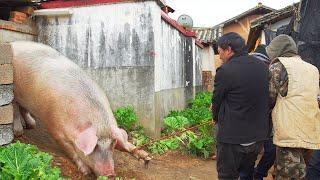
top-left (0, 43), bottom-right (14, 145)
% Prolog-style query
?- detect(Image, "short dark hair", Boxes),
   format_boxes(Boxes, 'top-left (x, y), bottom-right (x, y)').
top-left (217, 32), bottom-right (246, 54)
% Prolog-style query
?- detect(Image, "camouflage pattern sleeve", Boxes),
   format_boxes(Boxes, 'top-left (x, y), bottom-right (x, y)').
top-left (269, 61), bottom-right (289, 109)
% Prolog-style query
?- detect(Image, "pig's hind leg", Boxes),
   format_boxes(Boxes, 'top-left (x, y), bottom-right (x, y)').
top-left (19, 106), bottom-right (36, 129)
top-left (13, 102), bottom-right (24, 137)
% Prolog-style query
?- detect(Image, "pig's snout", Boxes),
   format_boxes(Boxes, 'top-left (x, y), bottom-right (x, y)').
top-left (94, 161), bottom-right (115, 177)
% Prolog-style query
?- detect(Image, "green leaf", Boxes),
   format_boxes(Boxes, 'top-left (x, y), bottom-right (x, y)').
top-left (114, 106), bottom-right (138, 131)
top-left (0, 141), bottom-right (63, 179)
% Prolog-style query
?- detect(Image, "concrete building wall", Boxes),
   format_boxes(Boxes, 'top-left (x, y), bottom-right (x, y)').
top-left (37, 1), bottom-right (159, 136)
top-left (194, 44), bottom-right (203, 88)
top-left (200, 46), bottom-right (215, 75)
top-left (154, 19), bottom-right (198, 129)
top-left (36, 1), bottom-right (203, 137)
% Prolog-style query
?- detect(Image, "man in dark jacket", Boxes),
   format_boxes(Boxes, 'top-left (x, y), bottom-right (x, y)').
top-left (212, 32), bottom-right (270, 180)
top-left (239, 45), bottom-right (276, 180)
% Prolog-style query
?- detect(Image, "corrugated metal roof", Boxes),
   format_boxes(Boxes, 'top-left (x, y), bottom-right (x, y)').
top-left (193, 27), bottom-right (216, 44)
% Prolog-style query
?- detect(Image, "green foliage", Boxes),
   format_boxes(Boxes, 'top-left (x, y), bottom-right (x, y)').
top-left (190, 92), bottom-right (212, 109)
top-left (185, 131), bottom-right (215, 159)
top-left (97, 176), bottom-right (108, 180)
top-left (0, 141), bottom-right (63, 180)
top-left (148, 138), bottom-right (180, 154)
top-left (117, 92), bottom-right (216, 159)
top-left (155, 92), bottom-right (215, 158)
top-left (130, 126), bottom-right (150, 146)
top-left (165, 110), bottom-right (184, 118)
top-left (114, 106), bottom-right (138, 131)
top-left (166, 92), bottom-right (212, 125)
top-left (163, 116), bottom-right (189, 132)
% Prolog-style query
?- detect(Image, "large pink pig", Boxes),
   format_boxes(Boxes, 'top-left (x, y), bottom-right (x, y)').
top-left (11, 41), bottom-right (151, 177)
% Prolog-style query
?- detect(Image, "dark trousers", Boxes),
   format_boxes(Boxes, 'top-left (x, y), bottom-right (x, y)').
top-left (253, 138), bottom-right (276, 179)
top-left (306, 150), bottom-right (320, 180)
top-left (216, 142), bottom-right (263, 180)
top-left (239, 138), bottom-right (276, 180)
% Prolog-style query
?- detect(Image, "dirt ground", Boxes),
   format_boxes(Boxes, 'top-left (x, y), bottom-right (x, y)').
top-left (17, 123), bottom-right (273, 180)
top-left (19, 134), bottom-right (217, 180)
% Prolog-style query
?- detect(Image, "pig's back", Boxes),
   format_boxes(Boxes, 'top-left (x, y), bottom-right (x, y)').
top-left (11, 41), bottom-right (107, 121)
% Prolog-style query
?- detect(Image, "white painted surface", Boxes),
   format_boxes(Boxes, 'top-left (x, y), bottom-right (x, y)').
top-left (155, 19), bottom-right (187, 92)
top-left (37, 1), bottom-right (159, 68)
top-left (200, 46), bottom-right (215, 74)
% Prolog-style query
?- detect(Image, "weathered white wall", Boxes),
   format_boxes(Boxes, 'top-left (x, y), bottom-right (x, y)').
top-left (36, 1), bottom-right (203, 137)
top-left (37, 1), bottom-right (159, 136)
top-left (154, 19), bottom-right (202, 127)
top-left (194, 44), bottom-right (203, 87)
top-left (37, 2), bottom-right (158, 68)
top-left (154, 20), bottom-right (186, 92)
top-left (200, 46), bottom-right (215, 76)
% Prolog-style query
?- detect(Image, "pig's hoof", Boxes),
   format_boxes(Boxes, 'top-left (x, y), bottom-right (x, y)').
top-left (78, 164), bottom-right (91, 175)
top-left (144, 156), bottom-right (152, 168)
top-left (25, 122), bottom-right (36, 129)
top-left (13, 129), bottom-right (24, 137)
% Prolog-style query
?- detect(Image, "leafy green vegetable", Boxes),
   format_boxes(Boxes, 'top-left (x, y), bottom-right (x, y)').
top-left (114, 106), bottom-right (138, 131)
top-left (0, 141), bottom-right (63, 180)
top-left (148, 138), bottom-right (180, 154)
top-left (130, 126), bottom-right (150, 146)
top-left (163, 116), bottom-right (189, 132)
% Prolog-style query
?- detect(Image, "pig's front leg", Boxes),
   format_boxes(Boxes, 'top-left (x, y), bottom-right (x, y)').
top-left (111, 127), bottom-right (152, 164)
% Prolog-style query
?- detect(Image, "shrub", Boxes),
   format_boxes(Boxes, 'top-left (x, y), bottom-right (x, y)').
top-left (114, 106), bottom-right (138, 131)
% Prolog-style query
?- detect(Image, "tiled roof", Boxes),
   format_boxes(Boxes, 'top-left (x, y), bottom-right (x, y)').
top-left (250, 3), bottom-right (298, 28)
top-left (213, 3), bottom-right (274, 28)
top-left (193, 27), bottom-right (216, 44)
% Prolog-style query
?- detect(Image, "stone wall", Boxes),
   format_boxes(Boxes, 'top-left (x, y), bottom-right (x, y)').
top-left (0, 43), bottom-right (14, 145)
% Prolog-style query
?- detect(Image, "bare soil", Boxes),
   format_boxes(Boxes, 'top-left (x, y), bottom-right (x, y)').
top-left (17, 123), bottom-right (273, 180)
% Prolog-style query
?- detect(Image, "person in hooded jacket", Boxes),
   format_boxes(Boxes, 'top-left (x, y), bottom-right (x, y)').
top-left (267, 35), bottom-right (320, 179)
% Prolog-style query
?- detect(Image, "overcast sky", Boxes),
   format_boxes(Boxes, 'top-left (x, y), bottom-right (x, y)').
top-left (165, 0), bottom-right (300, 27)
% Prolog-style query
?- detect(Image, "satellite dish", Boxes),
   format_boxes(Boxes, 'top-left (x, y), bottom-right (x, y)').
top-left (177, 14), bottom-right (193, 29)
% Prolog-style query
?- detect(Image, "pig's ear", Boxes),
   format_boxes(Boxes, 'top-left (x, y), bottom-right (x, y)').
top-left (75, 126), bottom-right (98, 156)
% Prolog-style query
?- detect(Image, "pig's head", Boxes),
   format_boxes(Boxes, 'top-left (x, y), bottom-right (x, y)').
top-left (74, 123), bottom-right (116, 177)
